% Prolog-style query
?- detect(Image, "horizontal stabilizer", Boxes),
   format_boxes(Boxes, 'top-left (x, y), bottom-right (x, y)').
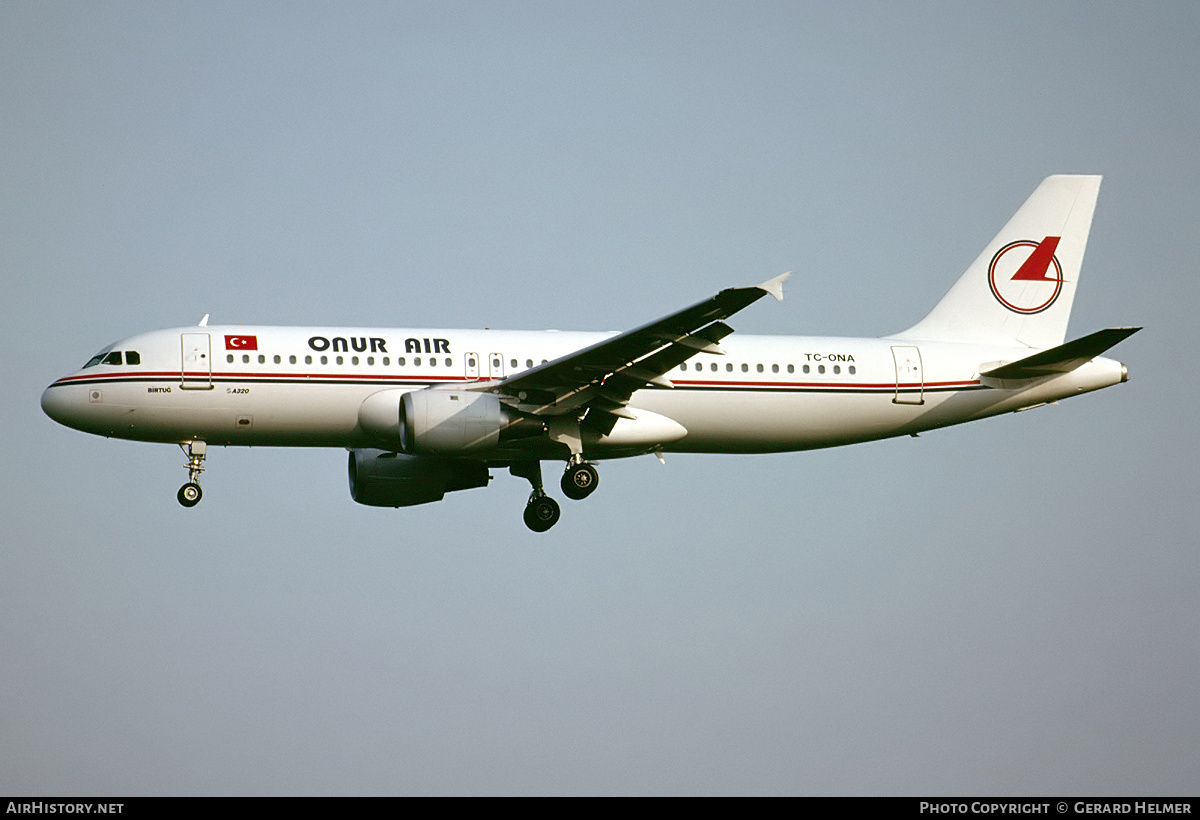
top-left (980, 327), bottom-right (1141, 380)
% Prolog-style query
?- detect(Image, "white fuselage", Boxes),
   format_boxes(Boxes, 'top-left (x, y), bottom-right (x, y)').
top-left (37, 177), bottom-right (1134, 530)
top-left (41, 324), bottom-right (1127, 457)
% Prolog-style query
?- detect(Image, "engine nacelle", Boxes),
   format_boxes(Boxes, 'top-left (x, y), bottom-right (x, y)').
top-left (348, 448), bottom-right (490, 507)
top-left (399, 389), bottom-right (505, 454)
top-left (359, 388), bottom-right (544, 454)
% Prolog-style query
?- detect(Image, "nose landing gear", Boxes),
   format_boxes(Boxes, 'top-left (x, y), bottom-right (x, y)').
top-left (177, 482), bottom-right (202, 507)
top-left (177, 441), bottom-right (206, 508)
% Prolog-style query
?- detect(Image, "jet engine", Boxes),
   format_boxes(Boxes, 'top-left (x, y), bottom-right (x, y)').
top-left (359, 388), bottom-right (542, 455)
top-left (348, 448), bottom-right (490, 507)
top-left (399, 390), bottom-right (505, 454)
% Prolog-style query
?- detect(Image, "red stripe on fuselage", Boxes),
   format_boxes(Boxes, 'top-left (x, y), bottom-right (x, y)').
top-left (50, 371), bottom-right (983, 392)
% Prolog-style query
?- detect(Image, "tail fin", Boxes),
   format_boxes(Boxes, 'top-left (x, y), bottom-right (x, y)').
top-left (890, 175), bottom-right (1101, 349)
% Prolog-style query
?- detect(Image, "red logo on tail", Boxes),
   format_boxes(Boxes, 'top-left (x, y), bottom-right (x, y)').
top-left (988, 237), bottom-right (1063, 314)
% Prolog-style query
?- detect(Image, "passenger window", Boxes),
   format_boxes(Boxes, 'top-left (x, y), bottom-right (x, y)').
top-left (818, 365), bottom-right (825, 374)
top-left (415, 357), bottom-right (422, 366)
top-left (125, 351), bottom-right (141, 365)
top-left (102, 351), bottom-right (123, 366)
top-left (227, 354), bottom-right (234, 364)
top-left (694, 363), bottom-right (702, 371)
top-left (833, 365), bottom-right (841, 374)
top-left (787, 364), bottom-right (794, 374)
top-left (305, 355), bottom-right (312, 365)
top-left (320, 355), bottom-right (328, 365)
top-left (526, 359), bottom-right (533, 368)
top-left (336, 356), bottom-right (344, 365)
top-left (398, 357), bottom-right (405, 366)
top-left (510, 359), bottom-right (518, 369)
top-left (680, 364), bottom-right (687, 372)
top-left (351, 356), bottom-right (359, 365)
top-left (849, 365), bottom-right (856, 375)
top-left (726, 363), bottom-right (733, 372)
top-left (258, 355), bottom-right (266, 364)
top-left (741, 363), bottom-right (749, 372)
top-left (756, 364), bottom-right (764, 373)
top-left (803, 365), bottom-right (810, 374)
top-left (772, 364), bottom-right (779, 373)
top-left (242, 355), bottom-right (250, 364)
top-left (273, 355), bottom-right (281, 364)
top-left (367, 356), bottom-right (374, 365)
top-left (289, 355), bottom-right (297, 365)
top-left (429, 358), bottom-right (436, 368)
top-left (492, 358), bottom-right (500, 369)
top-left (445, 357), bottom-right (452, 367)
top-left (382, 357), bottom-right (389, 366)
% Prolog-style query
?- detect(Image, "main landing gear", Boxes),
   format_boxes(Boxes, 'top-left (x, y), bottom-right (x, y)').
top-left (561, 458), bottom-right (599, 501)
top-left (524, 493), bottom-right (561, 533)
top-left (511, 458), bottom-right (601, 532)
top-left (177, 440), bottom-right (206, 508)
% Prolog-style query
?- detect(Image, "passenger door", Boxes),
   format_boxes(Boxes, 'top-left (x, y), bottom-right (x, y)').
top-left (891, 345), bottom-right (924, 405)
top-left (180, 333), bottom-right (212, 389)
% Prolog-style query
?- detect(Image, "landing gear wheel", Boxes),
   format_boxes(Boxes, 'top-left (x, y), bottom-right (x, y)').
top-left (561, 462), bottom-right (599, 500)
top-left (178, 442), bottom-right (207, 507)
top-left (523, 494), bottom-right (561, 532)
top-left (177, 482), bottom-right (203, 508)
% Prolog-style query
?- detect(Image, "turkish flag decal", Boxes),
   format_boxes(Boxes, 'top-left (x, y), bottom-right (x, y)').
top-left (225, 335), bottom-right (258, 350)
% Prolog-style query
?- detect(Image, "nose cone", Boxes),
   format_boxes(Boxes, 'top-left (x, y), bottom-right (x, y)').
top-left (41, 382), bottom-right (86, 430)
top-left (42, 383), bottom-right (67, 424)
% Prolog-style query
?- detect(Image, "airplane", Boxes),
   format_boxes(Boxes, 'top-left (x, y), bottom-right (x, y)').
top-left (41, 175), bottom-right (1139, 532)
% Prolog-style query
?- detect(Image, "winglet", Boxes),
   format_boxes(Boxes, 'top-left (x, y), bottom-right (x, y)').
top-left (758, 272), bottom-right (791, 302)
top-left (198, 314), bottom-right (210, 327)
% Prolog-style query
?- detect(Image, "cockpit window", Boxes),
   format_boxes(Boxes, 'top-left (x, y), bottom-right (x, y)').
top-left (82, 347), bottom-right (139, 368)
top-left (83, 344), bottom-right (117, 369)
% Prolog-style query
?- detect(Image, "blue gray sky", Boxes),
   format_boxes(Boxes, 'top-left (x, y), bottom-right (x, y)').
top-left (3, 1), bottom-right (1197, 795)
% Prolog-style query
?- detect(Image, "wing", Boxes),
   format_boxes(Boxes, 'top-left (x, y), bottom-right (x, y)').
top-left (478, 273), bottom-right (790, 435)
